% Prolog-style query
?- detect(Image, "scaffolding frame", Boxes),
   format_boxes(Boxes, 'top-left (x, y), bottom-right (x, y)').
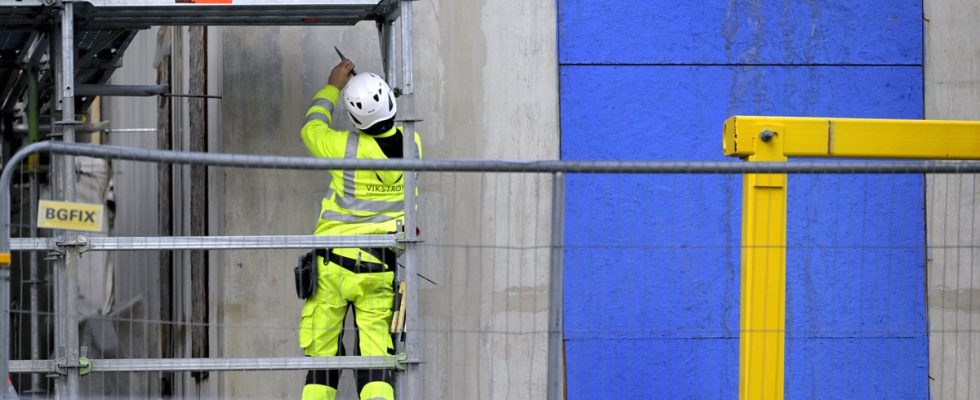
top-left (0, 0), bottom-right (420, 398)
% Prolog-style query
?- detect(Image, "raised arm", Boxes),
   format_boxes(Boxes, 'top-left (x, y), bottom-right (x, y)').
top-left (301, 59), bottom-right (355, 158)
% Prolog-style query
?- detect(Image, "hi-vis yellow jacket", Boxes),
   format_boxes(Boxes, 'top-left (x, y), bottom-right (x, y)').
top-left (302, 83), bottom-right (422, 236)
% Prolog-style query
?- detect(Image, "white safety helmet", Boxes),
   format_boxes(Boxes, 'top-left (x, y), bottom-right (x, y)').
top-left (342, 72), bottom-right (397, 131)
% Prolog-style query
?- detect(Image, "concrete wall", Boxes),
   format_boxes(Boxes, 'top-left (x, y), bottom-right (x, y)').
top-left (925, 1), bottom-right (980, 398)
top-left (559, 1), bottom-right (926, 398)
top-left (216, 1), bottom-right (558, 398)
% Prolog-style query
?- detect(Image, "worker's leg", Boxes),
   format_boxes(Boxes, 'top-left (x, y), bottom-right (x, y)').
top-left (301, 381), bottom-right (335, 400)
top-left (352, 270), bottom-right (396, 400)
top-left (299, 261), bottom-right (351, 399)
top-left (303, 327), bottom-right (347, 400)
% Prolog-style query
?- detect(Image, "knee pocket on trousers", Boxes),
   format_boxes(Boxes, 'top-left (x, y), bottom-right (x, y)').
top-left (298, 301), bottom-right (319, 349)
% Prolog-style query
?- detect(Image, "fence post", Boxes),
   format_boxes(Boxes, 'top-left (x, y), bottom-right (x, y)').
top-left (547, 172), bottom-right (565, 400)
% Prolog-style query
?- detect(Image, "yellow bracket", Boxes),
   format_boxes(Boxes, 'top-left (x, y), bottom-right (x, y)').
top-left (725, 116), bottom-right (980, 400)
top-left (0, 252), bottom-right (9, 265)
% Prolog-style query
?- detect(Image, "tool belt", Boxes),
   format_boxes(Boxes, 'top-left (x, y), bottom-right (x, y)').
top-left (324, 248), bottom-right (396, 274)
top-left (294, 247), bottom-right (397, 300)
top-left (293, 250), bottom-right (320, 299)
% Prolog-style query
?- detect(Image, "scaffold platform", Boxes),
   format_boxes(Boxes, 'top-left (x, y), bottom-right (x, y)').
top-left (0, 0), bottom-right (398, 117)
top-left (0, 0), bottom-right (398, 28)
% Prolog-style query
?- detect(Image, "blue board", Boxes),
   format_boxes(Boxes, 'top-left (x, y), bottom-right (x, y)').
top-left (559, 0), bottom-right (921, 65)
top-left (559, 1), bottom-right (926, 395)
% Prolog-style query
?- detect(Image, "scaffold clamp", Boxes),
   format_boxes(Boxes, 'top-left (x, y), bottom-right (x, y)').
top-left (78, 358), bottom-right (91, 376)
top-left (395, 232), bottom-right (423, 244)
top-left (55, 234), bottom-right (89, 254)
top-left (394, 353), bottom-right (409, 371)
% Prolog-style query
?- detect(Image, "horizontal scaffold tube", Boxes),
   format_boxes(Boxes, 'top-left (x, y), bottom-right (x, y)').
top-left (8, 356), bottom-right (401, 373)
top-left (9, 234), bottom-right (397, 251)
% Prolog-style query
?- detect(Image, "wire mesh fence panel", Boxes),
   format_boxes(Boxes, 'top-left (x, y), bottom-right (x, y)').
top-left (1, 144), bottom-right (979, 399)
top-left (9, 161), bottom-right (55, 396)
top-left (927, 174), bottom-right (980, 400)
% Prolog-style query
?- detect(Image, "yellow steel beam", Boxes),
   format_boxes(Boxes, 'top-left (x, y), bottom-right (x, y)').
top-left (727, 116), bottom-right (980, 400)
top-left (724, 116), bottom-right (980, 159)
top-left (738, 125), bottom-right (787, 400)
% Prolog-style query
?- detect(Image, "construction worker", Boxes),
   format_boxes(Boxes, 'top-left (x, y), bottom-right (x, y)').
top-left (298, 58), bottom-right (420, 400)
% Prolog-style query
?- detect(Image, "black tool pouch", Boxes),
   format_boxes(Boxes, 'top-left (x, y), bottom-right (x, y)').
top-left (294, 250), bottom-right (319, 299)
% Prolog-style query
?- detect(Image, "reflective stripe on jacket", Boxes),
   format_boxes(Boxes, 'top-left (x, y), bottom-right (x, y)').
top-left (301, 83), bottom-right (423, 237)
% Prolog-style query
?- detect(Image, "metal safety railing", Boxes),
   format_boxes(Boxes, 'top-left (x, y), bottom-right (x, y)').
top-left (3, 141), bottom-right (980, 399)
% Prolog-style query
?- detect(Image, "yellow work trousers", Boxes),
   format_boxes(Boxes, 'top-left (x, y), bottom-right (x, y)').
top-left (299, 254), bottom-right (395, 400)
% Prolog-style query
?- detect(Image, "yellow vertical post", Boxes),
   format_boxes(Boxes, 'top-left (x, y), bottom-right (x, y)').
top-left (739, 127), bottom-right (788, 400)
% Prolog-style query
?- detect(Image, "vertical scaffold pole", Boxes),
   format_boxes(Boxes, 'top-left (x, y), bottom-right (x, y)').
top-left (61, 2), bottom-right (81, 398)
top-left (0, 221), bottom-right (7, 390)
top-left (57, 2), bottom-right (81, 399)
top-left (49, 16), bottom-right (66, 399)
top-left (0, 229), bottom-right (7, 391)
top-left (382, 15), bottom-right (397, 92)
top-left (27, 66), bottom-right (42, 396)
top-left (398, 1), bottom-right (420, 399)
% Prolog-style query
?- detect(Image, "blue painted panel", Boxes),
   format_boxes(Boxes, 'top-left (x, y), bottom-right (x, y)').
top-left (561, 65), bottom-right (925, 398)
top-left (785, 338), bottom-right (929, 399)
top-left (786, 174), bottom-right (926, 338)
top-left (566, 338), bottom-right (739, 399)
top-left (564, 174), bottom-right (740, 339)
top-left (560, 66), bottom-right (922, 162)
top-left (566, 338), bottom-right (926, 400)
top-left (558, 0), bottom-right (922, 65)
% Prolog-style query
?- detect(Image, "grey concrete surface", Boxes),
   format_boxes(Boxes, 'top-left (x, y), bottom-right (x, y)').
top-left (215, 1), bottom-right (559, 398)
top-left (924, 1), bottom-right (980, 398)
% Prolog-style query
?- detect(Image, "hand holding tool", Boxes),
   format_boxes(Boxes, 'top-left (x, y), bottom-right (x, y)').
top-left (334, 46), bottom-right (357, 76)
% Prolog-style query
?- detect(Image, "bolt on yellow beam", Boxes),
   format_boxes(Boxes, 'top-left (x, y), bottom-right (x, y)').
top-left (738, 126), bottom-right (787, 400)
top-left (724, 116), bottom-right (980, 159)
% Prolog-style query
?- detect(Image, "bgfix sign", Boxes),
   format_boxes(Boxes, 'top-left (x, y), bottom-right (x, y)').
top-left (37, 200), bottom-right (104, 232)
